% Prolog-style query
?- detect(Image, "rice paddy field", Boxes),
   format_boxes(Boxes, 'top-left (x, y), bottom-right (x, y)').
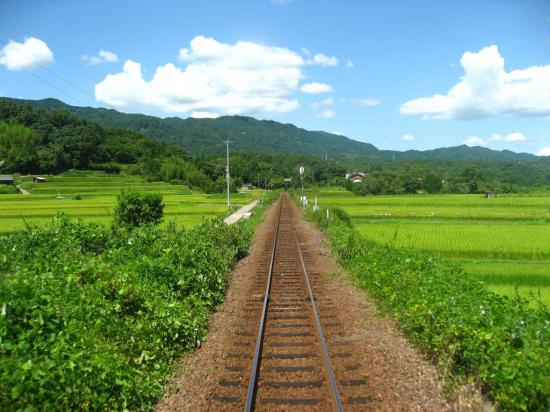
top-left (0, 172), bottom-right (263, 233)
top-left (307, 187), bottom-right (550, 306)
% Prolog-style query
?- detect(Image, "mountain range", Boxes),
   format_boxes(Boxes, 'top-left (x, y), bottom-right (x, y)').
top-left (0, 97), bottom-right (538, 162)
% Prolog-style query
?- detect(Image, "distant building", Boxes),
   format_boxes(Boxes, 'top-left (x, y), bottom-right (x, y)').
top-left (33, 176), bottom-right (46, 183)
top-left (345, 172), bottom-right (366, 183)
top-left (485, 190), bottom-right (496, 199)
top-left (240, 183), bottom-right (253, 191)
top-left (0, 175), bottom-right (14, 185)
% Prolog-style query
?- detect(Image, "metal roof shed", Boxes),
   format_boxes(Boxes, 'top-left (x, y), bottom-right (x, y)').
top-left (0, 175), bottom-right (14, 185)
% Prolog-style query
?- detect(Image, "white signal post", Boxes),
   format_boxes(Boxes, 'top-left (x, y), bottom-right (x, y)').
top-left (225, 140), bottom-right (231, 215)
top-left (299, 166), bottom-right (305, 206)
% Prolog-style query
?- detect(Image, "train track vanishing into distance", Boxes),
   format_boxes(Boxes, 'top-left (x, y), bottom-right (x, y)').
top-left (212, 192), bottom-right (371, 411)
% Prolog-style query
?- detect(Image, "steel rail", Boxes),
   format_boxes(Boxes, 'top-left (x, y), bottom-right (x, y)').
top-left (294, 229), bottom-right (344, 412)
top-left (244, 196), bottom-right (283, 412)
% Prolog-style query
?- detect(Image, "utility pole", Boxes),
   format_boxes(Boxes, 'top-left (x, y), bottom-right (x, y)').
top-left (225, 140), bottom-right (231, 215)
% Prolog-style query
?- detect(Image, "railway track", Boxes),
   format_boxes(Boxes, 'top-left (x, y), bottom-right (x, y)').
top-left (212, 193), bottom-right (371, 411)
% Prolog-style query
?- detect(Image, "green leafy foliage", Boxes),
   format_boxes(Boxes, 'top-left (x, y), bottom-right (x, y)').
top-left (0, 184), bottom-right (18, 194)
top-left (114, 190), bottom-right (164, 228)
top-left (423, 173), bottom-right (443, 193)
top-left (6, 97), bottom-right (540, 163)
top-left (307, 206), bottom-right (550, 411)
top-left (0, 214), bottom-right (253, 410)
top-left (0, 100), bottom-right (206, 190)
top-left (4, 97), bottom-right (550, 195)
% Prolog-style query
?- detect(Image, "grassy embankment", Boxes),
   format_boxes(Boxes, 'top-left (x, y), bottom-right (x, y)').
top-left (302, 198), bottom-right (549, 411)
top-left (0, 172), bottom-right (264, 233)
top-left (0, 181), bottom-right (276, 410)
top-left (302, 188), bottom-right (550, 306)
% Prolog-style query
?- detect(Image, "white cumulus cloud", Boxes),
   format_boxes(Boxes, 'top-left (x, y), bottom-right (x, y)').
top-left (490, 132), bottom-right (527, 142)
top-left (95, 36), bottom-right (306, 115)
top-left (82, 50), bottom-right (118, 65)
top-left (346, 59), bottom-right (354, 69)
top-left (191, 111), bottom-right (220, 118)
top-left (401, 45), bottom-right (550, 119)
top-left (464, 136), bottom-right (487, 146)
top-left (536, 147), bottom-right (550, 156)
top-left (0, 37), bottom-right (54, 71)
top-left (300, 82), bottom-right (332, 94)
top-left (403, 134), bottom-right (415, 141)
top-left (309, 53), bottom-right (339, 67)
top-left (353, 98), bottom-right (381, 107)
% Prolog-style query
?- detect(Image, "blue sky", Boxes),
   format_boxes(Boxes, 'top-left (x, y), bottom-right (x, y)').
top-left (1, 0), bottom-right (549, 154)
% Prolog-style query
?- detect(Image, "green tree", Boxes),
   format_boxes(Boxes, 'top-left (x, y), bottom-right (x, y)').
top-left (398, 172), bottom-right (420, 194)
top-left (423, 173), bottom-right (443, 193)
top-left (114, 190), bottom-right (164, 228)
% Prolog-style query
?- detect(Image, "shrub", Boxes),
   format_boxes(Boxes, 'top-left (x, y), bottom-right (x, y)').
top-left (0, 185), bottom-right (17, 194)
top-left (114, 190), bottom-right (164, 228)
top-left (306, 205), bottom-right (351, 229)
top-left (308, 206), bottom-right (550, 411)
top-left (0, 214), bottom-right (254, 410)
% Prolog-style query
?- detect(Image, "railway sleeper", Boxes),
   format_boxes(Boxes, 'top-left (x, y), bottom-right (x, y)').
top-left (262, 397), bottom-right (323, 405)
top-left (263, 379), bottom-right (324, 388)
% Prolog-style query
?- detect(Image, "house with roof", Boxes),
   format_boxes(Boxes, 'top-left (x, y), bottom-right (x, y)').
top-left (345, 172), bottom-right (366, 183)
top-left (0, 175), bottom-right (14, 185)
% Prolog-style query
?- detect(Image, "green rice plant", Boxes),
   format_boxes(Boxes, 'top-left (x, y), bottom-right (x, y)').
top-left (355, 221), bottom-right (550, 260)
top-left (306, 206), bottom-right (550, 411)
top-left (0, 174), bottom-right (264, 233)
top-left (300, 188), bottom-right (550, 306)
top-left (461, 260), bottom-right (550, 307)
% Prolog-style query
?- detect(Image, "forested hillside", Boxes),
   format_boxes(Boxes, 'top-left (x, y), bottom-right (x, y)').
top-left (1, 98), bottom-right (550, 193)
top-left (0, 97), bottom-right (537, 162)
top-left (0, 99), bottom-right (212, 190)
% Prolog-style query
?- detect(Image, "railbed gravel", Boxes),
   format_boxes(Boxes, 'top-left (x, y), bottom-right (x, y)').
top-left (156, 195), bottom-right (461, 411)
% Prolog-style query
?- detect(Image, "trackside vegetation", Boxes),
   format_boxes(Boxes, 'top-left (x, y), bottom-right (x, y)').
top-left (307, 206), bottom-right (550, 411)
top-left (0, 191), bottom-right (275, 410)
top-left (114, 190), bottom-right (164, 228)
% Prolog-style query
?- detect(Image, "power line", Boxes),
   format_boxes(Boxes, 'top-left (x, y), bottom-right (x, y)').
top-left (36, 61), bottom-right (96, 100)
top-left (0, 38), bottom-right (96, 105)
top-left (8, 60), bottom-right (86, 105)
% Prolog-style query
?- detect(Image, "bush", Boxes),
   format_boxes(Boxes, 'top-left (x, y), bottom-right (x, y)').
top-left (308, 206), bottom-right (550, 411)
top-left (89, 162), bottom-right (122, 174)
top-left (0, 215), bottom-right (254, 410)
top-left (0, 185), bottom-right (18, 194)
top-left (306, 205), bottom-right (351, 229)
top-left (114, 190), bottom-right (164, 228)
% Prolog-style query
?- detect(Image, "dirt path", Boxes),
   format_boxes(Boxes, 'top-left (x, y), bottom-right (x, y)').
top-left (16, 185), bottom-right (29, 195)
top-left (223, 200), bottom-right (259, 225)
top-left (156, 195), bottom-right (451, 411)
